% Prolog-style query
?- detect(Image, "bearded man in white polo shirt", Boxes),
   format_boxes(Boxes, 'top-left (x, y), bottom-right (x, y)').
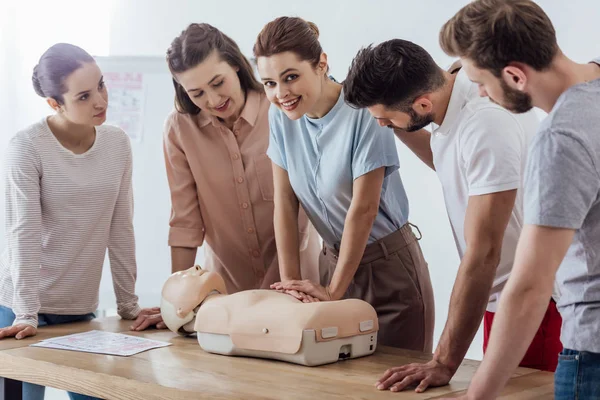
top-left (343, 39), bottom-right (561, 393)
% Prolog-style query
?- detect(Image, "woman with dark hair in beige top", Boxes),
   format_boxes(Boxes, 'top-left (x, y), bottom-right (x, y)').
top-left (164, 23), bottom-right (320, 294)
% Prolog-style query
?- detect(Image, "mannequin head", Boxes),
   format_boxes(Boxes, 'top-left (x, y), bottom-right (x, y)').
top-left (161, 265), bottom-right (228, 334)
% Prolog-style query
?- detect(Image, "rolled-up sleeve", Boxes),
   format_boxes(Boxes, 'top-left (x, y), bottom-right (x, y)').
top-left (163, 116), bottom-right (206, 247)
top-left (461, 108), bottom-right (523, 196)
top-left (351, 115), bottom-right (400, 180)
top-left (266, 106), bottom-right (288, 171)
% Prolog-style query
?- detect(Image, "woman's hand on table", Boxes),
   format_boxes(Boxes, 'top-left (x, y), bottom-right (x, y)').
top-left (130, 307), bottom-right (167, 331)
top-left (0, 324), bottom-right (37, 340)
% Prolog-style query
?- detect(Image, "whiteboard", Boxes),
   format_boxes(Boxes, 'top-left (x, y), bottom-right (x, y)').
top-left (95, 56), bottom-right (174, 142)
top-left (94, 56), bottom-right (178, 310)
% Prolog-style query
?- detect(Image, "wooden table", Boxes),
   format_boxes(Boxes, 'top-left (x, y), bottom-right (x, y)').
top-left (0, 317), bottom-right (553, 399)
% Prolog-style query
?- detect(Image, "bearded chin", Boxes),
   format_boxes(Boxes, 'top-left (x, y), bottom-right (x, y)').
top-left (405, 110), bottom-right (435, 132)
top-left (499, 80), bottom-right (534, 114)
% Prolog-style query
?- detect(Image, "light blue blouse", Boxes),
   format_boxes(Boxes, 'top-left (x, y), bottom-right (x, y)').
top-left (267, 89), bottom-right (410, 248)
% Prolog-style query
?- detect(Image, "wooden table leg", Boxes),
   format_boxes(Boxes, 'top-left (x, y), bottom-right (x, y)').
top-left (0, 377), bottom-right (22, 400)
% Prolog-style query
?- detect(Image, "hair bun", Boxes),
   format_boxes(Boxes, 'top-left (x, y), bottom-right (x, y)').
top-left (305, 21), bottom-right (320, 39)
top-left (32, 65), bottom-right (45, 97)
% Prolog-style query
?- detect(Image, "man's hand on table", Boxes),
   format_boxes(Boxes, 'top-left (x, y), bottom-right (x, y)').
top-left (376, 359), bottom-right (454, 393)
top-left (130, 307), bottom-right (167, 331)
top-left (0, 324), bottom-right (37, 340)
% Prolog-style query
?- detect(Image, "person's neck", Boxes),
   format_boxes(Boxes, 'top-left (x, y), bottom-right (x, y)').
top-left (306, 79), bottom-right (342, 119)
top-left (530, 53), bottom-right (600, 113)
top-left (47, 114), bottom-right (95, 145)
top-left (431, 70), bottom-right (458, 126)
top-left (221, 92), bottom-right (247, 130)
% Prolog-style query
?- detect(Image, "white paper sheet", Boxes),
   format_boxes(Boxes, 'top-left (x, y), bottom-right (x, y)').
top-left (30, 330), bottom-right (171, 356)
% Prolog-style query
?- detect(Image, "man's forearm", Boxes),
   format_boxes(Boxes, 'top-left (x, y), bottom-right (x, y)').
top-left (434, 250), bottom-right (499, 371)
top-left (468, 281), bottom-right (553, 399)
top-left (466, 225), bottom-right (572, 399)
top-left (393, 128), bottom-right (435, 170)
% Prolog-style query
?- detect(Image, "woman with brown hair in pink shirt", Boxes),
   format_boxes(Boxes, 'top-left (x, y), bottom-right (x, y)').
top-left (164, 23), bottom-right (320, 294)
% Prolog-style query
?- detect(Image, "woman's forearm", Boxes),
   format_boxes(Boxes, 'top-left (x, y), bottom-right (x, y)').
top-left (274, 197), bottom-right (302, 281)
top-left (170, 246), bottom-right (198, 273)
top-left (328, 204), bottom-right (378, 299)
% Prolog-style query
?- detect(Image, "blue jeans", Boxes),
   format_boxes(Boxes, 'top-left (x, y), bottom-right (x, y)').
top-left (0, 305), bottom-right (100, 400)
top-left (555, 348), bottom-right (600, 399)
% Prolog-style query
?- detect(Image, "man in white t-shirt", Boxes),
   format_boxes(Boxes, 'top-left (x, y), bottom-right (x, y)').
top-left (343, 39), bottom-right (561, 392)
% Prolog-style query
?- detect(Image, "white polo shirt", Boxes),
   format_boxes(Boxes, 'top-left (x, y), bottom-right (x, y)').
top-left (431, 68), bottom-right (539, 312)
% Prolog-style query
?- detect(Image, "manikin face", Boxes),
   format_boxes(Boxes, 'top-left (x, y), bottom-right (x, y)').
top-left (257, 51), bottom-right (328, 120)
top-left (162, 265), bottom-right (215, 314)
top-left (161, 265), bottom-right (222, 333)
top-left (53, 62), bottom-right (108, 126)
top-left (171, 265), bottom-right (211, 286)
top-left (461, 58), bottom-right (533, 114)
top-left (176, 50), bottom-right (245, 121)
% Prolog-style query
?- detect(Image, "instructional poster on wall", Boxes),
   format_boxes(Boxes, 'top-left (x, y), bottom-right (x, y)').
top-left (104, 71), bottom-right (146, 142)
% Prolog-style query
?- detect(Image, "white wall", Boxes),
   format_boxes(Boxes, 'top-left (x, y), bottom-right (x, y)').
top-left (1, 0), bottom-right (599, 363)
top-left (0, 5), bottom-right (17, 248)
top-left (0, 1), bottom-right (113, 253)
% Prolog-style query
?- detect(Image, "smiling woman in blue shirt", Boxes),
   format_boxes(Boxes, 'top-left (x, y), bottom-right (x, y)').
top-left (252, 16), bottom-right (435, 351)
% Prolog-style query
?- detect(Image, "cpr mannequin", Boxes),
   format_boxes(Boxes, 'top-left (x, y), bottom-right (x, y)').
top-left (161, 265), bottom-right (379, 366)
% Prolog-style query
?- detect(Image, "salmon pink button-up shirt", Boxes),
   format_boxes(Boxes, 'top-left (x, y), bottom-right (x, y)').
top-left (163, 90), bottom-right (319, 293)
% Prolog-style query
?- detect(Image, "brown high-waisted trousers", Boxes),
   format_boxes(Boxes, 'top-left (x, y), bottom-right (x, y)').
top-left (320, 223), bottom-right (435, 352)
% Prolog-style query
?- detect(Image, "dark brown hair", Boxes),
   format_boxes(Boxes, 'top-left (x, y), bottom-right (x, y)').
top-left (344, 39), bottom-right (445, 110)
top-left (32, 43), bottom-right (95, 105)
top-left (166, 23), bottom-right (261, 115)
top-left (253, 17), bottom-right (323, 69)
top-left (440, 0), bottom-right (558, 77)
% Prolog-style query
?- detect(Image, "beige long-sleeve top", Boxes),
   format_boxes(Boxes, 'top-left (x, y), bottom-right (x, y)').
top-left (163, 90), bottom-right (320, 293)
top-left (0, 118), bottom-right (141, 328)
